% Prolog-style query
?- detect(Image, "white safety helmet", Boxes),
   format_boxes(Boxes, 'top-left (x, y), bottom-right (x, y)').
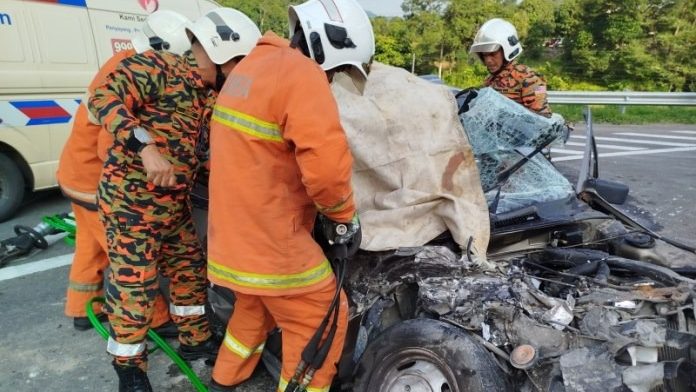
top-left (186, 8), bottom-right (261, 65)
top-left (289, 0), bottom-right (375, 93)
top-left (132, 10), bottom-right (191, 55)
top-left (469, 18), bottom-right (523, 62)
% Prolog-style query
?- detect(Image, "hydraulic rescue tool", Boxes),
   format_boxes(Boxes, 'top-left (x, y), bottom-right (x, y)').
top-left (285, 216), bottom-right (361, 392)
top-left (0, 212), bottom-right (75, 268)
top-left (284, 244), bottom-right (347, 392)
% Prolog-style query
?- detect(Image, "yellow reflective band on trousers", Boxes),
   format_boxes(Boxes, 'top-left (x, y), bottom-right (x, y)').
top-left (68, 280), bottom-right (102, 293)
top-left (278, 376), bottom-right (330, 392)
top-left (208, 259), bottom-right (333, 290)
top-left (212, 105), bottom-right (283, 143)
top-left (223, 331), bottom-right (265, 359)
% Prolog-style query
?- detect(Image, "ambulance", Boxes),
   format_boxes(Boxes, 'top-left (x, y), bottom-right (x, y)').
top-left (0, 0), bottom-right (220, 221)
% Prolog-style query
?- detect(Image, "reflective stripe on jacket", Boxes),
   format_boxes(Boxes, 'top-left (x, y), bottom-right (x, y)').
top-left (56, 49), bottom-right (135, 203)
top-left (207, 32), bottom-right (356, 296)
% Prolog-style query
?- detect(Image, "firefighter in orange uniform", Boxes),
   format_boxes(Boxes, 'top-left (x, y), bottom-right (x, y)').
top-left (58, 10), bottom-right (191, 333)
top-left (470, 18), bottom-right (551, 117)
top-left (205, 0), bottom-right (374, 391)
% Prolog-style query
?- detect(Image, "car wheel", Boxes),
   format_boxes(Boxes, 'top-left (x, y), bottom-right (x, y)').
top-left (0, 153), bottom-right (25, 222)
top-left (354, 319), bottom-right (510, 392)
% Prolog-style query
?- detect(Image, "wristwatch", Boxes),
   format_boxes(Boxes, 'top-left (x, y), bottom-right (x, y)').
top-left (127, 126), bottom-right (154, 152)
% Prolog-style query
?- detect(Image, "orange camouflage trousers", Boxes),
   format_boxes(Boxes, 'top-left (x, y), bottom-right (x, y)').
top-left (100, 191), bottom-right (210, 370)
top-left (65, 203), bottom-right (170, 327)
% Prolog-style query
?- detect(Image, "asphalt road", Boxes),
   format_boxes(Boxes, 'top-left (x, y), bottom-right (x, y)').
top-left (0, 123), bottom-right (694, 391)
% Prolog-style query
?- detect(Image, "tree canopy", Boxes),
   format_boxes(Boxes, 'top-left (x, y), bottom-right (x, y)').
top-left (217, 0), bottom-right (696, 91)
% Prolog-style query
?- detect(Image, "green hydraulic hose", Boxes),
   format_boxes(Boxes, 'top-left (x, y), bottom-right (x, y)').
top-left (86, 297), bottom-right (208, 392)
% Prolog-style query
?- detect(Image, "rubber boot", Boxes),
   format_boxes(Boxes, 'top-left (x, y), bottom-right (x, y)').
top-left (73, 313), bottom-right (108, 331)
top-left (151, 321), bottom-right (179, 339)
top-left (113, 364), bottom-right (153, 392)
top-left (178, 336), bottom-right (220, 363)
top-left (209, 378), bottom-right (237, 391)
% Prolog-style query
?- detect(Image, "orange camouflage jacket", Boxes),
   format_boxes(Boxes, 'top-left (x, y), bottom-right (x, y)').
top-left (88, 50), bottom-right (215, 193)
top-left (485, 61), bottom-right (551, 117)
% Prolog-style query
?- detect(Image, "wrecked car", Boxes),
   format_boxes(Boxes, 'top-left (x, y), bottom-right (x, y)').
top-left (195, 65), bottom-right (696, 392)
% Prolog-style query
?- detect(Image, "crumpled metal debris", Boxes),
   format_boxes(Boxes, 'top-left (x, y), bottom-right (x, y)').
top-left (346, 243), bottom-right (696, 391)
top-left (559, 346), bottom-right (623, 391)
top-left (623, 363), bottom-right (664, 392)
top-left (541, 294), bottom-right (575, 330)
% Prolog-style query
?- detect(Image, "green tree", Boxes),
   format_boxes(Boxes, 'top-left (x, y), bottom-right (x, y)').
top-left (402, 0), bottom-right (449, 15)
top-left (403, 11), bottom-right (447, 74)
top-left (514, 0), bottom-right (556, 59)
top-left (560, 0), bottom-right (696, 90)
top-left (372, 17), bottom-right (410, 67)
top-left (215, 0), bottom-right (696, 91)
top-left (218, 0), bottom-right (294, 36)
top-left (444, 0), bottom-right (511, 56)
top-left (644, 0), bottom-right (696, 90)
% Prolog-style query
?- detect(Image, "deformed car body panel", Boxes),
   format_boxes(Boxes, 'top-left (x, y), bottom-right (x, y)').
top-left (337, 88), bottom-right (696, 391)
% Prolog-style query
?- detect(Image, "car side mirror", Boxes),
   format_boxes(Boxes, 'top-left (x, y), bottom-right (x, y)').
top-left (582, 178), bottom-right (629, 205)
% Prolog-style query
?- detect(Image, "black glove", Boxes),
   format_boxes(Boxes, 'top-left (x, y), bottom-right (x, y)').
top-left (317, 213), bottom-right (362, 258)
top-left (455, 88), bottom-right (479, 114)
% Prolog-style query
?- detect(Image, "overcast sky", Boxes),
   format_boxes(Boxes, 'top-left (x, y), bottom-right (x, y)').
top-left (356, 0), bottom-right (404, 17)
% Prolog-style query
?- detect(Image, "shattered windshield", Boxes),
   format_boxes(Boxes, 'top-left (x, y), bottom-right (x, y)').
top-left (458, 88), bottom-right (574, 213)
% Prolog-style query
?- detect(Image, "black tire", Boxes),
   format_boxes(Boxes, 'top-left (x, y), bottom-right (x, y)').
top-left (354, 319), bottom-right (510, 392)
top-left (0, 153), bottom-right (25, 222)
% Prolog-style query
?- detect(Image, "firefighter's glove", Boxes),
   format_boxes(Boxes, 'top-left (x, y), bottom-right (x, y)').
top-left (319, 213), bottom-right (361, 246)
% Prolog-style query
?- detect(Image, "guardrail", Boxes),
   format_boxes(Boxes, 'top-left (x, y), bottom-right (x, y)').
top-left (547, 91), bottom-right (696, 106)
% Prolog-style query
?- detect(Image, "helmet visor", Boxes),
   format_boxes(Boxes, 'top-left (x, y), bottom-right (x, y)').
top-left (469, 42), bottom-right (501, 54)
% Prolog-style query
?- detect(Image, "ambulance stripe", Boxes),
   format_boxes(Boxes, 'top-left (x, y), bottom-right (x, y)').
top-left (20, 107), bottom-right (69, 118)
top-left (10, 100), bottom-right (62, 109)
top-left (25, 116), bottom-right (72, 126)
top-left (34, 0), bottom-right (87, 7)
top-left (59, 0), bottom-right (87, 6)
top-left (10, 100), bottom-right (72, 126)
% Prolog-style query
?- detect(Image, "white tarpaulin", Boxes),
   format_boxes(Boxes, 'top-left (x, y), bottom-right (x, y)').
top-left (333, 63), bottom-right (490, 256)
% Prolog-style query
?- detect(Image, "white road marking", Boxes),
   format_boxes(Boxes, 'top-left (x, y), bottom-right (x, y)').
top-left (615, 132), bottom-right (696, 141)
top-left (671, 131), bottom-right (696, 135)
top-left (565, 141), bottom-right (644, 151)
top-left (0, 253), bottom-right (73, 282)
top-left (550, 148), bottom-right (584, 155)
top-left (570, 135), bottom-right (696, 147)
top-left (553, 146), bottom-right (696, 162)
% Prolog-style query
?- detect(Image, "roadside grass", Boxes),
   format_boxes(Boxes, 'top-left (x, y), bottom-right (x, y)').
top-left (553, 105), bottom-right (696, 124)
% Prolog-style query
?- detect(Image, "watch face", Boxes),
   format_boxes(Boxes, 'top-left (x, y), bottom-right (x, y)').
top-left (134, 127), bottom-right (152, 144)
